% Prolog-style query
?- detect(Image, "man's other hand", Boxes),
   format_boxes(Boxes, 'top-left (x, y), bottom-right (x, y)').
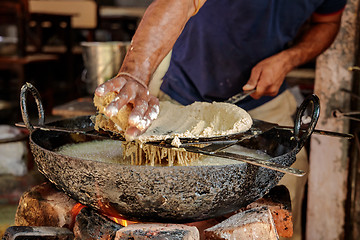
top-left (243, 52), bottom-right (291, 99)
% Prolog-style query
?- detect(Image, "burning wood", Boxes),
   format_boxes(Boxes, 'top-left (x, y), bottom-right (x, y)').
top-left (73, 207), bottom-right (122, 240)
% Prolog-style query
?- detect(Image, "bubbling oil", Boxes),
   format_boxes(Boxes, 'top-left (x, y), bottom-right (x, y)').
top-left (57, 140), bottom-right (125, 164)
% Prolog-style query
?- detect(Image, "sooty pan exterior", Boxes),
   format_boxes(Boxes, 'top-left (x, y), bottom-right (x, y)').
top-left (29, 116), bottom-right (298, 223)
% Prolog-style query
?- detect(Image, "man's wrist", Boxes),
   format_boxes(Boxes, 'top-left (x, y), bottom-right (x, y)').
top-left (278, 50), bottom-right (299, 74)
top-left (116, 72), bottom-right (149, 89)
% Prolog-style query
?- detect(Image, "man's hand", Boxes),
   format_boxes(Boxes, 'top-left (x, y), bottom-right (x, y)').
top-left (92, 0), bottom-right (208, 140)
top-left (243, 52), bottom-right (291, 99)
top-left (243, 10), bottom-right (343, 99)
top-left (95, 75), bottom-right (160, 140)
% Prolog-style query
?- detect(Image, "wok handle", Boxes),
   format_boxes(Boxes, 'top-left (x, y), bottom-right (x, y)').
top-left (20, 83), bottom-right (45, 133)
top-left (294, 94), bottom-right (320, 151)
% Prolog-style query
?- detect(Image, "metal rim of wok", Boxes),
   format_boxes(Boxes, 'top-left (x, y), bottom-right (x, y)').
top-left (20, 83), bottom-right (319, 223)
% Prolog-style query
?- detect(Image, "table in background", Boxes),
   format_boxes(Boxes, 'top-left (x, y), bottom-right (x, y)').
top-left (52, 97), bottom-right (96, 118)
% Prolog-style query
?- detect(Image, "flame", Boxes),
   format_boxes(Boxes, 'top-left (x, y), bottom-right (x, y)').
top-left (96, 197), bottom-right (137, 227)
top-left (69, 201), bottom-right (136, 228)
top-left (70, 203), bottom-right (87, 229)
top-left (120, 219), bottom-right (129, 227)
top-left (106, 216), bottom-right (137, 227)
top-left (93, 182), bottom-right (137, 227)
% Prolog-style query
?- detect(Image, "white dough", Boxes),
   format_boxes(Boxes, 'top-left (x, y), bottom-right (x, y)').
top-left (137, 101), bottom-right (253, 142)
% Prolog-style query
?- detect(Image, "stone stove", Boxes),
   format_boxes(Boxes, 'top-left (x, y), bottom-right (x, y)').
top-left (2, 182), bottom-right (293, 239)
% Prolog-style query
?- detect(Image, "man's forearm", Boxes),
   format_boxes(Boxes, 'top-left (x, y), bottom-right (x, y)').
top-left (282, 12), bottom-right (343, 73)
top-left (119, 0), bottom-right (206, 85)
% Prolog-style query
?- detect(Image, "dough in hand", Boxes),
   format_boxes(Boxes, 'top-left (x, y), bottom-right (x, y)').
top-left (93, 92), bottom-right (132, 132)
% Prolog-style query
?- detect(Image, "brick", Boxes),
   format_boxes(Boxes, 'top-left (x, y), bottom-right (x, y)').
top-left (204, 207), bottom-right (278, 240)
top-left (115, 223), bottom-right (199, 240)
top-left (244, 186), bottom-right (292, 238)
top-left (14, 182), bottom-right (77, 228)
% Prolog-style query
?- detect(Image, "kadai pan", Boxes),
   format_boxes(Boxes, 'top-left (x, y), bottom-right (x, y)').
top-left (19, 83), bottom-right (317, 223)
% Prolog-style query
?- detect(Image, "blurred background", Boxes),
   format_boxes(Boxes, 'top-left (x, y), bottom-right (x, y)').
top-left (0, 0), bottom-right (155, 235)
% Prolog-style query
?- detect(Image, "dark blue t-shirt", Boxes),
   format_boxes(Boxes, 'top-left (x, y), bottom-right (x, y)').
top-left (160, 0), bottom-right (346, 110)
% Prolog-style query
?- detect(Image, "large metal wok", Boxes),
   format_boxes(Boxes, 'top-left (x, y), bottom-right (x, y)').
top-left (20, 83), bottom-right (319, 223)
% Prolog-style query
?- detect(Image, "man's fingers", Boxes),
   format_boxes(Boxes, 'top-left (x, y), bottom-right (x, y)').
top-left (125, 127), bottom-right (142, 141)
top-left (128, 96), bottom-right (160, 135)
top-left (104, 86), bottom-right (136, 117)
top-left (128, 98), bottom-right (150, 131)
top-left (128, 96), bottom-right (160, 131)
top-left (147, 97), bottom-right (160, 121)
top-left (243, 67), bottom-right (261, 91)
top-left (95, 77), bottom-right (127, 96)
top-left (251, 85), bottom-right (265, 99)
top-left (139, 101), bottom-right (159, 130)
top-left (132, 98), bottom-right (149, 118)
top-left (254, 73), bottom-right (280, 98)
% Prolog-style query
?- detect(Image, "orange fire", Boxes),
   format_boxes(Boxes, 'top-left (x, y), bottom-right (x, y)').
top-left (105, 216), bottom-right (137, 227)
top-left (70, 203), bottom-right (87, 229)
top-left (70, 201), bottom-right (137, 228)
top-left (91, 183), bottom-right (138, 227)
top-left (97, 197), bottom-right (137, 227)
